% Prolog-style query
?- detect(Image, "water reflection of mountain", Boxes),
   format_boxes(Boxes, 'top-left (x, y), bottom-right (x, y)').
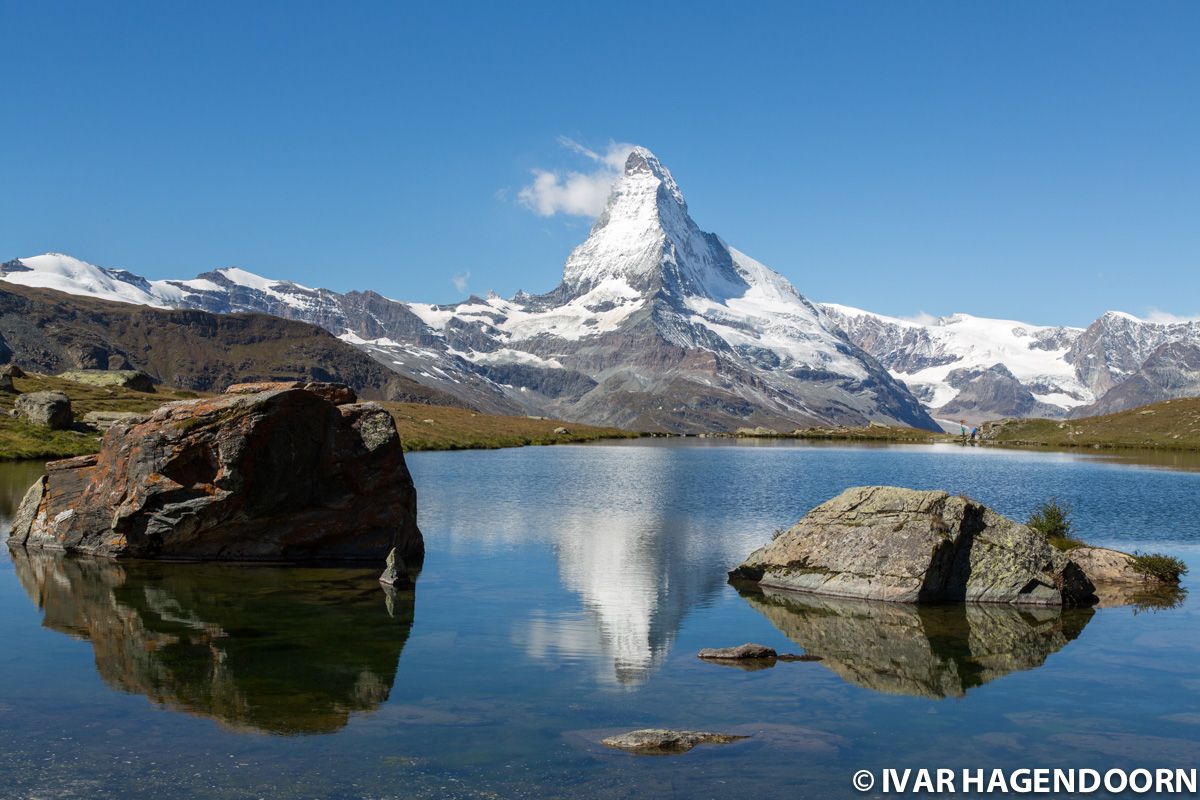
top-left (10, 549), bottom-right (413, 734)
top-left (436, 446), bottom-right (755, 687)
top-left (740, 587), bottom-right (1093, 698)
top-left (527, 512), bottom-right (732, 686)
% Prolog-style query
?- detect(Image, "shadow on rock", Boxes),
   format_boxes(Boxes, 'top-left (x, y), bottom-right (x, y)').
top-left (10, 548), bottom-right (415, 735)
top-left (736, 586), bottom-right (1093, 699)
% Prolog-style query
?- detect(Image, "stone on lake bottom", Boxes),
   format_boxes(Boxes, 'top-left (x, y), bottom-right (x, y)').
top-left (601, 729), bottom-right (749, 754)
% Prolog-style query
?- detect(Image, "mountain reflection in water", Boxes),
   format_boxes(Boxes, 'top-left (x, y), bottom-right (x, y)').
top-left (739, 587), bottom-right (1094, 698)
top-left (9, 549), bottom-right (413, 735)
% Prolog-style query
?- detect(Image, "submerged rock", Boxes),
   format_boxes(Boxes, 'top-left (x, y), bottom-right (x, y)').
top-left (601, 729), bottom-right (748, 754)
top-left (8, 383), bottom-right (422, 563)
top-left (730, 486), bottom-right (1095, 606)
top-left (14, 390), bottom-right (74, 429)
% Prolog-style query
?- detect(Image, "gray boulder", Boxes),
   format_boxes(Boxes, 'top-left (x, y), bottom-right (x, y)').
top-left (730, 486), bottom-right (1096, 606)
top-left (14, 391), bottom-right (73, 429)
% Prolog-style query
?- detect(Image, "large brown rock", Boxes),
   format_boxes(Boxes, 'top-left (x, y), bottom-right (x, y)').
top-left (7, 384), bottom-right (422, 563)
top-left (730, 486), bottom-right (1095, 606)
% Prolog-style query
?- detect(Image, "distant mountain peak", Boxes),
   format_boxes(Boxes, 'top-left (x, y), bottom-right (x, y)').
top-left (562, 147), bottom-right (742, 299)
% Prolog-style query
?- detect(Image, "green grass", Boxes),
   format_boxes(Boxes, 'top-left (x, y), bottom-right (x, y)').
top-left (383, 403), bottom-right (640, 451)
top-left (0, 373), bottom-right (202, 416)
top-left (0, 416), bottom-right (101, 460)
top-left (1130, 552), bottom-right (1189, 584)
top-left (1026, 497), bottom-right (1086, 550)
top-left (984, 397), bottom-right (1200, 452)
top-left (739, 424), bottom-right (950, 443)
top-left (0, 372), bottom-right (206, 461)
top-left (0, 372), bottom-right (640, 461)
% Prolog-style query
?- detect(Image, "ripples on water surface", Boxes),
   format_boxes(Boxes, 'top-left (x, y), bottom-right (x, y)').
top-left (1, 442), bottom-right (1198, 798)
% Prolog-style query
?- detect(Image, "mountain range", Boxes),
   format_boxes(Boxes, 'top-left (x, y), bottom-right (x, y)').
top-left (5, 147), bottom-right (1198, 430)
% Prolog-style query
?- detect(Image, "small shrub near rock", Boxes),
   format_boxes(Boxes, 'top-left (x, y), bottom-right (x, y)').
top-left (1130, 552), bottom-right (1188, 584)
top-left (1027, 498), bottom-right (1086, 551)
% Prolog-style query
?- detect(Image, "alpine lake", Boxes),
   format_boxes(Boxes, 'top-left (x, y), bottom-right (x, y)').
top-left (1, 440), bottom-right (1198, 799)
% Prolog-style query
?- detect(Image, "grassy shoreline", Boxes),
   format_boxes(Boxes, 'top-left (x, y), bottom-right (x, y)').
top-left (3, 372), bottom-right (1198, 461)
top-left (0, 373), bottom-right (641, 461)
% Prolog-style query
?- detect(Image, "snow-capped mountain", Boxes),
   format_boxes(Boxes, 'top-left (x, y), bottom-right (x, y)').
top-left (821, 304), bottom-right (1200, 423)
top-left (1, 149), bottom-right (935, 432)
top-left (5, 147), bottom-right (1198, 428)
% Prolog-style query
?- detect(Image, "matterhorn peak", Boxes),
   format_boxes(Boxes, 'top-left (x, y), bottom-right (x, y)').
top-left (621, 146), bottom-right (685, 210)
top-left (560, 146), bottom-right (710, 292)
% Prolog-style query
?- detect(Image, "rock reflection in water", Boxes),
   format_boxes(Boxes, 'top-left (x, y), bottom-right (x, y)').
top-left (739, 587), bottom-right (1093, 698)
top-left (9, 549), bottom-right (414, 734)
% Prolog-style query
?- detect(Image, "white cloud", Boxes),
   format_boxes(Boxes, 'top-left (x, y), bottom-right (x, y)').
top-left (517, 138), bottom-right (636, 218)
top-left (1142, 308), bottom-right (1200, 324)
top-left (452, 272), bottom-right (470, 293)
top-left (899, 311), bottom-right (939, 326)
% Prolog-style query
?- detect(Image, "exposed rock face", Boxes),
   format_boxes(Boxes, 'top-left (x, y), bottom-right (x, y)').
top-left (58, 369), bottom-right (155, 392)
top-left (8, 383), bottom-right (422, 563)
top-left (1072, 341), bottom-right (1200, 418)
top-left (740, 587), bottom-right (1093, 698)
top-left (601, 729), bottom-right (748, 754)
top-left (730, 486), bottom-right (1096, 606)
top-left (937, 363), bottom-right (1068, 423)
top-left (14, 390), bottom-right (73, 429)
top-left (9, 549), bottom-right (414, 735)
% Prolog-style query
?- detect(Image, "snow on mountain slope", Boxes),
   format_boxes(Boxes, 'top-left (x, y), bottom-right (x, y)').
top-left (822, 304), bottom-right (1089, 410)
top-left (1, 253), bottom-right (178, 308)
top-left (821, 303), bottom-right (1092, 420)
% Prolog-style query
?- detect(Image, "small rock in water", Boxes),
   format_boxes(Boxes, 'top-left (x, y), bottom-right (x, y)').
top-left (601, 729), bottom-right (748, 754)
top-left (379, 547), bottom-right (411, 588)
top-left (698, 643), bottom-right (777, 660)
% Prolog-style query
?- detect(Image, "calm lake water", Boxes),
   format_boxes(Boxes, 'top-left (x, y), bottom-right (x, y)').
top-left (2, 442), bottom-right (1199, 799)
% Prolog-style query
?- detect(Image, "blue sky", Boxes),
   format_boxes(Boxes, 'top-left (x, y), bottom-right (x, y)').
top-left (1, 1), bottom-right (1197, 326)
